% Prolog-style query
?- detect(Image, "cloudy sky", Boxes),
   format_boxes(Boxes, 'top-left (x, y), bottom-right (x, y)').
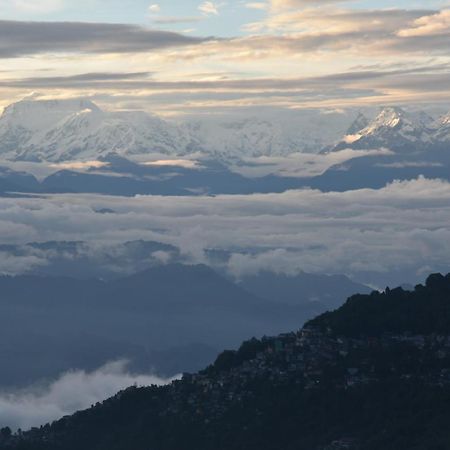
top-left (0, 0), bottom-right (449, 115)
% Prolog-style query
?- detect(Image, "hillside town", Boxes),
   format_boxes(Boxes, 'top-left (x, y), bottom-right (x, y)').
top-left (157, 323), bottom-right (450, 425)
top-left (5, 322), bottom-right (450, 450)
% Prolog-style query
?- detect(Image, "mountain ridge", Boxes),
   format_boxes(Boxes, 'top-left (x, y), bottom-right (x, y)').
top-left (1, 99), bottom-right (449, 163)
top-left (0, 98), bottom-right (348, 161)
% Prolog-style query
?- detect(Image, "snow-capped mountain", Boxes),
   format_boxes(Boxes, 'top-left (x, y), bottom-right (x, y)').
top-left (183, 118), bottom-right (305, 158)
top-left (0, 97), bottom-right (352, 162)
top-left (1, 98), bottom-right (447, 162)
top-left (26, 110), bottom-right (192, 162)
top-left (432, 112), bottom-right (450, 144)
top-left (333, 107), bottom-right (435, 152)
top-left (332, 106), bottom-right (450, 153)
top-left (440, 113), bottom-right (450, 127)
top-left (0, 99), bottom-right (96, 156)
top-left (0, 98), bottom-right (191, 161)
top-left (184, 112), bottom-right (353, 158)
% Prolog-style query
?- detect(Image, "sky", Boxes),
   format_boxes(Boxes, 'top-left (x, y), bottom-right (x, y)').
top-left (0, 0), bottom-right (449, 116)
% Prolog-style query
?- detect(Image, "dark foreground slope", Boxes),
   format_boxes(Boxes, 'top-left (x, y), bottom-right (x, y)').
top-left (4, 274), bottom-right (450, 450)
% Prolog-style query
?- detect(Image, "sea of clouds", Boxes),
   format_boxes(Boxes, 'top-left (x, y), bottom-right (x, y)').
top-left (0, 176), bottom-right (449, 286)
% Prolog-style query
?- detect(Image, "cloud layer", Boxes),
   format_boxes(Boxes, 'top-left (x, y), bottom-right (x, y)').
top-left (0, 177), bottom-right (449, 285)
top-left (0, 20), bottom-right (209, 58)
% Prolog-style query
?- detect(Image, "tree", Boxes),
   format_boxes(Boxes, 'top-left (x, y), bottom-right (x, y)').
top-left (1, 426), bottom-right (12, 439)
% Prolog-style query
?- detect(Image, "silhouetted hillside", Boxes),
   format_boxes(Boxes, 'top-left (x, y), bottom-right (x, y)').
top-left (4, 273), bottom-right (450, 450)
top-left (309, 273), bottom-right (450, 336)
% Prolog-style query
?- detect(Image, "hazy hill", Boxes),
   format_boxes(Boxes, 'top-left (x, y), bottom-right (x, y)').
top-left (238, 271), bottom-right (370, 313)
top-left (0, 263), bottom-right (366, 387)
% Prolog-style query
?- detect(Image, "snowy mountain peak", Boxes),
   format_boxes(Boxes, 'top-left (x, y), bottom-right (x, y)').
top-left (373, 106), bottom-right (404, 127)
top-left (367, 107), bottom-right (427, 131)
top-left (431, 111), bottom-right (450, 143)
top-left (438, 112), bottom-right (450, 126)
top-left (1, 98), bottom-right (101, 133)
top-left (332, 106), bottom-right (440, 153)
top-left (368, 107), bottom-right (434, 132)
top-left (2, 98), bottom-right (100, 119)
top-left (0, 97), bottom-right (191, 161)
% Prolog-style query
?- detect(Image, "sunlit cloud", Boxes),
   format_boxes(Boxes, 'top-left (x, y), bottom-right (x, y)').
top-left (49, 161), bottom-right (109, 170)
top-left (198, 1), bottom-right (223, 16)
top-left (143, 159), bottom-right (203, 169)
top-left (245, 2), bottom-right (268, 10)
top-left (397, 9), bottom-right (450, 37)
top-left (270, 0), bottom-right (352, 11)
top-left (148, 3), bottom-right (161, 13)
top-left (1, 61), bottom-right (450, 116)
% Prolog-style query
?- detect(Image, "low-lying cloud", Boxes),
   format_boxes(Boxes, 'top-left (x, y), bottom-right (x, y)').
top-left (0, 361), bottom-right (177, 431)
top-left (0, 177), bottom-right (449, 285)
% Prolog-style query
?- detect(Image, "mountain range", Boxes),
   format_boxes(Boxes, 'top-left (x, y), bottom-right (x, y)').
top-left (0, 98), bottom-right (449, 163)
top-left (0, 98), bottom-right (351, 161)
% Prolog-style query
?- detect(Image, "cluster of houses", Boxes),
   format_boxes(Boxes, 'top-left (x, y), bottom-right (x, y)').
top-left (160, 325), bottom-right (450, 421)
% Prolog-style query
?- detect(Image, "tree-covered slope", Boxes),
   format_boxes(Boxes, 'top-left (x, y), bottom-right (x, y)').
top-left (309, 273), bottom-right (450, 336)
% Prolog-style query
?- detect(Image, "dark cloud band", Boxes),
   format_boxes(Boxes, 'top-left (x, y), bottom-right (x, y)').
top-left (0, 20), bottom-right (210, 58)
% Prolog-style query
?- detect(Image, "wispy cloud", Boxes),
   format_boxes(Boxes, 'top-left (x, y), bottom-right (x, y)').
top-left (198, 1), bottom-right (224, 16)
top-left (270, 0), bottom-right (352, 10)
top-left (397, 9), bottom-right (450, 37)
top-left (1, 63), bottom-right (450, 115)
top-left (153, 16), bottom-right (204, 25)
top-left (148, 3), bottom-right (161, 13)
top-left (245, 2), bottom-right (268, 10)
